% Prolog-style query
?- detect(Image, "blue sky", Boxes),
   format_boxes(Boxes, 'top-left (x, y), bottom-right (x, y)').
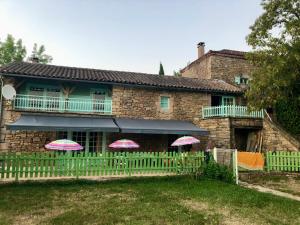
top-left (0, 0), bottom-right (262, 74)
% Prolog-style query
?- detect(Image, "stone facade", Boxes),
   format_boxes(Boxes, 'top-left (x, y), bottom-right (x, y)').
top-left (194, 116), bottom-right (300, 151)
top-left (0, 100), bottom-right (56, 152)
top-left (0, 85), bottom-right (211, 152)
top-left (182, 55), bottom-right (253, 86)
top-left (112, 85), bottom-right (210, 121)
top-left (210, 56), bottom-right (253, 85)
top-left (262, 119), bottom-right (299, 151)
top-left (194, 117), bottom-right (231, 148)
top-left (181, 56), bottom-right (212, 79)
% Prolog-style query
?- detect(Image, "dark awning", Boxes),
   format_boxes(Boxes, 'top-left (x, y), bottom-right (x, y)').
top-left (115, 118), bottom-right (208, 135)
top-left (7, 115), bottom-right (119, 132)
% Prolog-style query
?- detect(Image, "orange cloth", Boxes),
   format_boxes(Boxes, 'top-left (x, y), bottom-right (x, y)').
top-left (237, 152), bottom-right (264, 170)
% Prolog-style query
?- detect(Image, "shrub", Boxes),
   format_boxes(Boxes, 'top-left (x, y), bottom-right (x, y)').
top-left (195, 160), bottom-right (235, 184)
top-left (275, 98), bottom-right (300, 137)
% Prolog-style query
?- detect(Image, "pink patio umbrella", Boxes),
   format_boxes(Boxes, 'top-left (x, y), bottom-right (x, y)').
top-left (109, 139), bottom-right (139, 149)
top-left (171, 136), bottom-right (200, 146)
top-left (45, 139), bottom-right (83, 151)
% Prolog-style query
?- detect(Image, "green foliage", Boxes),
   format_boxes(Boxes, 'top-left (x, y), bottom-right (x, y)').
top-left (28, 43), bottom-right (53, 64)
top-left (246, 0), bottom-right (300, 109)
top-left (195, 160), bottom-right (235, 184)
top-left (159, 62), bottom-right (165, 75)
top-left (0, 34), bottom-right (26, 66)
top-left (275, 98), bottom-right (300, 136)
top-left (173, 70), bottom-right (181, 77)
top-left (0, 34), bottom-right (53, 66)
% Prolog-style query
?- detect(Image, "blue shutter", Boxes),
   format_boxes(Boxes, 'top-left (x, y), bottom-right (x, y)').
top-left (235, 76), bottom-right (241, 84)
top-left (160, 96), bottom-right (169, 110)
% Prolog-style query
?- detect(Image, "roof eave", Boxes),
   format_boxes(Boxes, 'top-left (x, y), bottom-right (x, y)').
top-left (0, 72), bottom-right (243, 95)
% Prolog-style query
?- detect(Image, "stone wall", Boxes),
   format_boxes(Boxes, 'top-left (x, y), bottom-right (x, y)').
top-left (181, 57), bottom-right (211, 79)
top-left (210, 55), bottom-right (253, 85)
top-left (181, 54), bottom-right (253, 86)
top-left (112, 86), bottom-right (210, 121)
top-left (0, 100), bottom-right (56, 152)
top-left (194, 117), bottom-right (231, 148)
top-left (262, 119), bottom-right (300, 151)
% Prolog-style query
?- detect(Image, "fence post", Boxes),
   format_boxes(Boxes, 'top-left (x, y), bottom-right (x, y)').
top-left (15, 153), bottom-right (19, 182)
top-left (75, 153), bottom-right (79, 179)
top-left (233, 149), bottom-right (238, 185)
top-left (212, 147), bottom-right (217, 162)
top-left (266, 152), bottom-right (270, 172)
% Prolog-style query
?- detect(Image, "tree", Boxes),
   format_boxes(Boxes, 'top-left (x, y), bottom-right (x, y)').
top-left (28, 43), bottom-right (53, 64)
top-left (245, 0), bottom-right (300, 109)
top-left (173, 70), bottom-right (181, 77)
top-left (0, 34), bottom-right (26, 66)
top-left (159, 62), bottom-right (165, 76)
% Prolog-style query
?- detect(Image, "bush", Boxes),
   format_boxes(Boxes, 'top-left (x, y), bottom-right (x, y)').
top-left (275, 98), bottom-right (300, 137)
top-left (195, 160), bottom-right (235, 184)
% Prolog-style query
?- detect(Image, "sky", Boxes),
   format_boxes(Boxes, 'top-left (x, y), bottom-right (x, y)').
top-left (0, 0), bottom-right (263, 75)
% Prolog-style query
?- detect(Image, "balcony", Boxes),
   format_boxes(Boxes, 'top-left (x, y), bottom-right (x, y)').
top-left (202, 105), bottom-right (264, 119)
top-left (13, 94), bottom-right (112, 115)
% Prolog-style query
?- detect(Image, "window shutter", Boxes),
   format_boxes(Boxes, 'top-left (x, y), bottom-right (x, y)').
top-left (235, 76), bottom-right (241, 84)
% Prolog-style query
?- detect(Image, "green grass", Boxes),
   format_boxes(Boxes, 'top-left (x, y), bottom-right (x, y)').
top-left (0, 176), bottom-right (299, 225)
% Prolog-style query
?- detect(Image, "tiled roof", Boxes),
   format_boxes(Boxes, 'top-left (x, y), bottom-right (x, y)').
top-left (181, 49), bottom-right (247, 73)
top-left (0, 62), bottom-right (242, 94)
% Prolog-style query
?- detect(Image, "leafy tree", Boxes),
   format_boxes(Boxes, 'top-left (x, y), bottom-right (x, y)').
top-left (159, 62), bottom-right (165, 76)
top-left (0, 34), bottom-right (26, 66)
top-left (246, 0), bottom-right (300, 109)
top-left (173, 70), bottom-right (181, 77)
top-left (28, 43), bottom-right (53, 64)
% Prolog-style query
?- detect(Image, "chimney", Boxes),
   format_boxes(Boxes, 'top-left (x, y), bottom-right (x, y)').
top-left (197, 42), bottom-right (205, 58)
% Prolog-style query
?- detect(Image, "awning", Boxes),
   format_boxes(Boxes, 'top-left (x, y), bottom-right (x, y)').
top-left (115, 118), bottom-right (208, 135)
top-left (7, 115), bottom-right (119, 132)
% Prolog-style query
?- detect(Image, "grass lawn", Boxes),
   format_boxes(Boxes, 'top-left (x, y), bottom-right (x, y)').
top-left (0, 176), bottom-right (299, 225)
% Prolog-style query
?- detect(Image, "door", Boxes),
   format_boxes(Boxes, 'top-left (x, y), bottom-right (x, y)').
top-left (92, 90), bottom-right (107, 112)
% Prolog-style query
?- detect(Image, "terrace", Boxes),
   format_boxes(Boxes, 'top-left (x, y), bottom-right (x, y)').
top-left (13, 94), bottom-right (112, 115)
top-left (202, 105), bottom-right (264, 119)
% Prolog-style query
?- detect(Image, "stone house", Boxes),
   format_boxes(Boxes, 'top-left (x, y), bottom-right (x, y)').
top-left (180, 42), bottom-right (299, 151)
top-left (0, 43), bottom-right (298, 153)
top-left (0, 61), bottom-right (241, 153)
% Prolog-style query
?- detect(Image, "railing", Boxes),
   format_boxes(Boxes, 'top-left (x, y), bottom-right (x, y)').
top-left (202, 105), bottom-right (264, 119)
top-left (266, 151), bottom-right (300, 172)
top-left (13, 94), bottom-right (112, 114)
top-left (0, 151), bottom-right (205, 181)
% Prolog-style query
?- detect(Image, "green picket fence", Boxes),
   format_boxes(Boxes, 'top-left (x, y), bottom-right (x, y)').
top-left (0, 151), bottom-right (205, 181)
top-left (265, 151), bottom-right (300, 172)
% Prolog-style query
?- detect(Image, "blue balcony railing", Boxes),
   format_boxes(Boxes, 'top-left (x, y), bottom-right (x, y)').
top-left (13, 94), bottom-right (112, 114)
top-left (202, 105), bottom-right (264, 119)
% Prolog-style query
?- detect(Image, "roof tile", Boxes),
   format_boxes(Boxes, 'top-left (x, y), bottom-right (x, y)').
top-left (0, 62), bottom-right (242, 94)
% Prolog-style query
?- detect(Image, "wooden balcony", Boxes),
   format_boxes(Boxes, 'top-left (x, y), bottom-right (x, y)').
top-left (13, 94), bottom-right (112, 115)
top-left (202, 105), bottom-right (264, 119)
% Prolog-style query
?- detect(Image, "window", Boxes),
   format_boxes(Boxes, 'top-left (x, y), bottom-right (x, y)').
top-left (240, 77), bottom-right (249, 85)
top-left (92, 90), bottom-right (106, 111)
top-left (235, 76), bottom-right (241, 85)
top-left (160, 96), bottom-right (170, 110)
top-left (89, 132), bottom-right (100, 152)
top-left (222, 96), bottom-right (235, 106)
top-left (27, 84), bottom-right (61, 110)
top-left (72, 132), bottom-right (86, 150)
top-left (235, 75), bottom-right (249, 85)
top-left (56, 131), bottom-right (102, 152)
